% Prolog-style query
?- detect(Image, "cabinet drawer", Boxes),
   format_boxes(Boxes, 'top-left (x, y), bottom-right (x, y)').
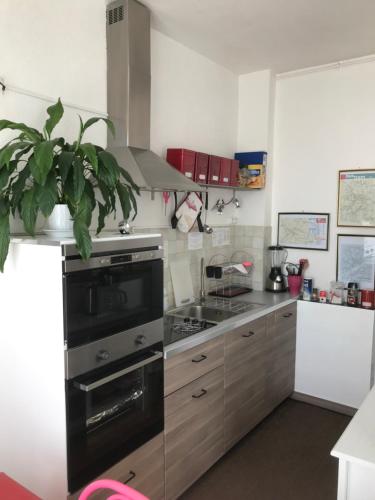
top-left (225, 316), bottom-right (266, 366)
top-left (165, 366), bottom-right (224, 499)
top-left (69, 433), bottom-right (165, 500)
top-left (268, 303), bottom-right (297, 337)
top-left (164, 336), bottom-right (224, 396)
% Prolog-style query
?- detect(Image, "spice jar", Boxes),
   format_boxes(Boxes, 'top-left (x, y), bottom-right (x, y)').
top-left (319, 290), bottom-right (327, 303)
top-left (330, 281), bottom-right (345, 305)
top-left (347, 282), bottom-right (359, 307)
top-left (361, 289), bottom-right (375, 309)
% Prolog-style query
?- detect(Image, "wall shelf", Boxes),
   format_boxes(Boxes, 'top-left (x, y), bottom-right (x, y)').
top-left (198, 183), bottom-right (256, 192)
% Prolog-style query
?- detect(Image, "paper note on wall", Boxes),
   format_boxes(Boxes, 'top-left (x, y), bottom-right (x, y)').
top-left (212, 227), bottom-right (230, 247)
top-left (188, 232), bottom-right (203, 250)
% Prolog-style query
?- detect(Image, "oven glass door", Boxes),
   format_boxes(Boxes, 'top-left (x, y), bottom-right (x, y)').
top-left (63, 259), bottom-right (163, 348)
top-left (66, 345), bottom-right (164, 494)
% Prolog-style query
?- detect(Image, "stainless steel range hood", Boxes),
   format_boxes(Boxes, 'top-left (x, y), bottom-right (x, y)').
top-left (106, 0), bottom-right (204, 192)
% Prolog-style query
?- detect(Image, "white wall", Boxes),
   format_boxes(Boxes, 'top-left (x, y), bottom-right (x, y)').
top-left (0, 1), bottom-right (242, 232)
top-left (236, 70), bottom-right (276, 227)
top-left (272, 60), bottom-right (375, 290)
top-left (0, 0), bottom-right (108, 232)
top-left (0, 0), bottom-right (107, 144)
top-left (136, 28), bottom-right (239, 228)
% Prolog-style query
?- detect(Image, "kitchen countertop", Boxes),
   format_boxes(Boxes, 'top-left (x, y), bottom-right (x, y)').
top-left (164, 290), bottom-right (296, 359)
top-left (331, 384), bottom-right (375, 469)
top-left (10, 232), bottom-right (162, 246)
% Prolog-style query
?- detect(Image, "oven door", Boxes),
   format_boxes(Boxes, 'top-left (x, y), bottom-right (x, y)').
top-left (66, 344), bottom-right (164, 494)
top-left (63, 259), bottom-right (163, 348)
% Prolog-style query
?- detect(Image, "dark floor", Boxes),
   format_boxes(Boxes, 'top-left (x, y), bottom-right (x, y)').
top-left (181, 399), bottom-right (350, 500)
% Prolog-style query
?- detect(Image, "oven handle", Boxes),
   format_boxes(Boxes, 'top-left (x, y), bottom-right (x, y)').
top-left (73, 351), bottom-right (163, 392)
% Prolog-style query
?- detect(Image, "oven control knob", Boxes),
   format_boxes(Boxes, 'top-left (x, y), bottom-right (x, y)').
top-left (96, 349), bottom-right (110, 361)
top-left (135, 335), bottom-right (147, 346)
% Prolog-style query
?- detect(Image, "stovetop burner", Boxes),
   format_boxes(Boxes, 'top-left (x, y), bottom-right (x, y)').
top-left (164, 316), bottom-right (215, 346)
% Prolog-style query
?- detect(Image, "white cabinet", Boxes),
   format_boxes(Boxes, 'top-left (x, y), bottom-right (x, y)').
top-left (295, 301), bottom-right (375, 409)
top-left (332, 386), bottom-right (375, 500)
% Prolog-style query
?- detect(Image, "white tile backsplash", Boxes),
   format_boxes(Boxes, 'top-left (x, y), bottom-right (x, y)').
top-left (134, 225), bottom-right (271, 307)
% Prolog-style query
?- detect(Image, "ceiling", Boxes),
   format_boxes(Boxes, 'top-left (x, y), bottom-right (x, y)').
top-left (142, 0), bottom-right (375, 74)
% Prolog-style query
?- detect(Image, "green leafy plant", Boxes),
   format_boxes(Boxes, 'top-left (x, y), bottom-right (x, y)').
top-left (0, 98), bottom-right (139, 271)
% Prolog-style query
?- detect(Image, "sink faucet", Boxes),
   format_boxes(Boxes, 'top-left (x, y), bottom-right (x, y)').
top-left (200, 257), bottom-right (206, 303)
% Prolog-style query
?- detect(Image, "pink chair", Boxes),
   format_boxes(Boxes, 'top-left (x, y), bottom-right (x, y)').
top-left (78, 479), bottom-right (149, 500)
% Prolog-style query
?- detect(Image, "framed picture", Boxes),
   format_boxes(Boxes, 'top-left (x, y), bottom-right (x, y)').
top-left (336, 234), bottom-right (375, 288)
top-left (277, 212), bottom-right (330, 250)
top-left (337, 169), bottom-right (375, 227)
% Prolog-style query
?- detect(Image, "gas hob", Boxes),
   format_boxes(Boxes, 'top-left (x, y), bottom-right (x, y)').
top-left (164, 316), bottom-right (216, 346)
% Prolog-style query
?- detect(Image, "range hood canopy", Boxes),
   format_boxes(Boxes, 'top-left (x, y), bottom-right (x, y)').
top-left (106, 0), bottom-right (204, 192)
top-left (107, 146), bottom-right (204, 192)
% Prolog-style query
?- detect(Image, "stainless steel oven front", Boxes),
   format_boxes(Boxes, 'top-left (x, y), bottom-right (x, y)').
top-left (65, 332), bottom-right (164, 494)
top-left (63, 235), bottom-right (165, 494)
top-left (62, 235), bottom-right (164, 349)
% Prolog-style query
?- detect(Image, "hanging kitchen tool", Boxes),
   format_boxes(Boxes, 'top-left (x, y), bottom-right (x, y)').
top-left (203, 191), bottom-right (213, 234)
top-left (196, 193), bottom-right (204, 232)
top-left (163, 191), bottom-right (170, 215)
top-left (171, 192), bottom-right (178, 229)
top-left (176, 192), bottom-right (202, 233)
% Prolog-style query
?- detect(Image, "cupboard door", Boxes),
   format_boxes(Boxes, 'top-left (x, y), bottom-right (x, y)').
top-left (165, 367), bottom-right (224, 500)
top-left (224, 317), bottom-right (268, 450)
top-left (225, 316), bottom-right (267, 366)
top-left (266, 303), bottom-right (297, 410)
top-left (164, 336), bottom-right (224, 396)
top-left (69, 433), bottom-right (165, 500)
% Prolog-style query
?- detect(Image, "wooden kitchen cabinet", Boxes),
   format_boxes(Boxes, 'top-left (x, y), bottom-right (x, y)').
top-left (163, 302), bottom-right (297, 497)
top-left (224, 316), bottom-right (269, 450)
top-left (224, 304), bottom-right (297, 451)
top-left (69, 433), bottom-right (165, 500)
top-left (266, 303), bottom-right (297, 411)
top-left (165, 366), bottom-right (224, 500)
top-left (164, 336), bottom-right (224, 396)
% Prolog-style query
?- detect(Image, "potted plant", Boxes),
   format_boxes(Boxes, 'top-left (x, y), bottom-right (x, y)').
top-left (0, 99), bottom-right (139, 271)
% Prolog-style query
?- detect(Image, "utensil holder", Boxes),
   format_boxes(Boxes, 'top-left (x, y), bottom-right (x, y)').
top-left (287, 275), bottom-right (303, 297)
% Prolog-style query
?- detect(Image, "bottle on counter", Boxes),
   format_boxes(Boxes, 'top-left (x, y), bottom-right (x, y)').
top-left (319, 290), bottom-right (327, 303)
top-left (303, 278), bottom-right (313, 301)
top-left (347, 282), bottom-right (359, 307)
top-left (330, 281), bottom-right (345, 305)
top-left (312, 288), bottom-right (319, 302)
top-left (361, 289), bottom-right (375, 309)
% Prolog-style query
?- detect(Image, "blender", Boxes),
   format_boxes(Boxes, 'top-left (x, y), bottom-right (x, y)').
top-left (266, 245), bottom-right (287, 293)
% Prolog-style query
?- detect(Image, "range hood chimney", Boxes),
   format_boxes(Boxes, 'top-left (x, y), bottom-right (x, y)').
top-left (106, 0), bottom-right (204, 192)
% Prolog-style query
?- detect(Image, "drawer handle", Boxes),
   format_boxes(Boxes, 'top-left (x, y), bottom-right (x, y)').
top-left (192, 389), bottom-right (207, 399)
top-left (192, 354), bottom-right (207, 363)
top-left (242, 331), bottom-right (255, 338)
top-left (123, 470), bottom-right (136, 484)
top-left (283, 312), bottom-right (293, 318)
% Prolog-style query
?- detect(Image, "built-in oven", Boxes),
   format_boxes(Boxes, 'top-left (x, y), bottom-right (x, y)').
top-left (63, 235), bottom-right (165, 494)
top-left (62, 235), bottom-right (164, 348)
top-left (65, 340), bottom-right (164, 493)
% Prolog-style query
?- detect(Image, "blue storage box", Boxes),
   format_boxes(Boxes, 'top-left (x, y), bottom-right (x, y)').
top-left (234, 151), bottom-right (267, 167)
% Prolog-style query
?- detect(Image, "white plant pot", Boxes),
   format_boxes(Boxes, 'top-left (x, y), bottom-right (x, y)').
top-left (44, 204), bottom-right (74, 238)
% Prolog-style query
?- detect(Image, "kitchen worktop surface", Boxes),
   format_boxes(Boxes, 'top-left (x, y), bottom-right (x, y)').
top-left (331, 384), bottom-right (375, 469)
top-left (164, 290), bottom-right (295, 358)
top-left (10, 232), bottom-right (162, 246)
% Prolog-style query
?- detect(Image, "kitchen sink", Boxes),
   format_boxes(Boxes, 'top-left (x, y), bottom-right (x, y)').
top-left (167, 299), bottom-right (264, 323)
top-left (170, 305), bottom-right (236, 322)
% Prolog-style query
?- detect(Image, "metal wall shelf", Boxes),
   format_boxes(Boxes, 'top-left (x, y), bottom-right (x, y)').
top-left (198, 183), bottom-right (256, 192)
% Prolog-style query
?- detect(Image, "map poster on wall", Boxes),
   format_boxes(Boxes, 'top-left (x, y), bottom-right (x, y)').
top-left (277, 212), bottom-right (330, 250)
top-left (337, 235), bottom-right (375, 289)
top-left (338, 169), bottom-right (375, 227)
